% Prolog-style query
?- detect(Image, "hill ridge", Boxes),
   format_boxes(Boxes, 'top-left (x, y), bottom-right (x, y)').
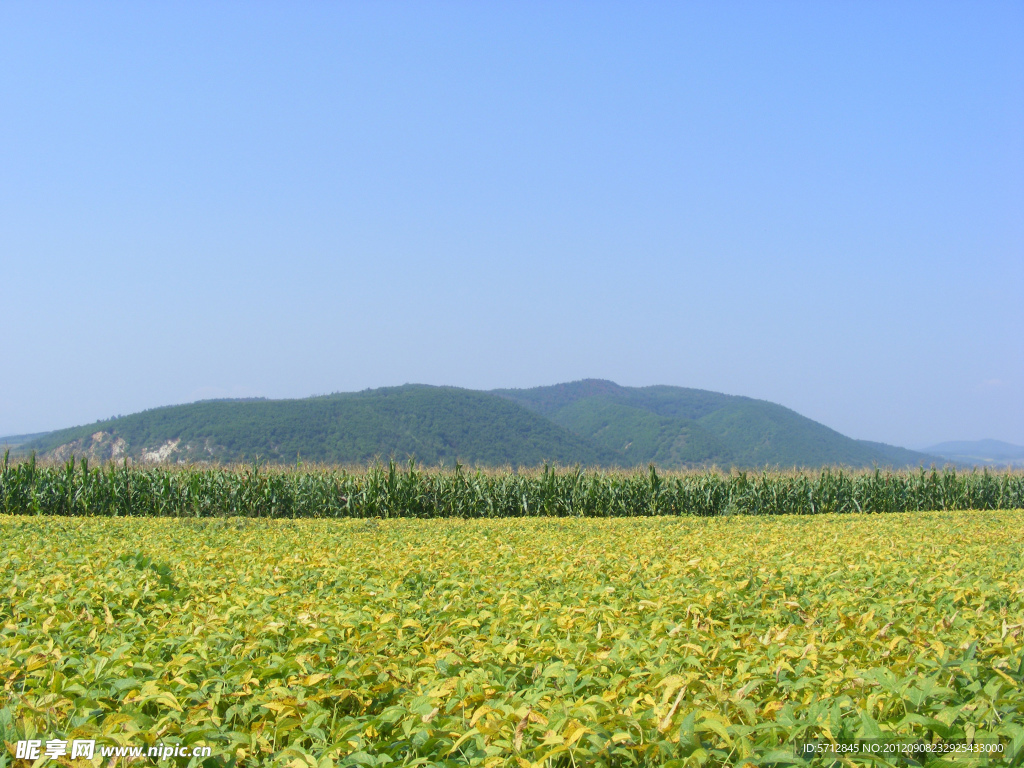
top-left (16, 381), bottom-right (941, 469)
top-left (492, 380), bottom-right (936, 468)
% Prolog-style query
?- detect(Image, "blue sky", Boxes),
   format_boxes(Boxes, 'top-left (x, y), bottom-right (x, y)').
top-left (1, 1), bottom-right (1021, 448)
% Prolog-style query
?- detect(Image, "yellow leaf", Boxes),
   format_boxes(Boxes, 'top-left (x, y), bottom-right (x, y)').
top-left (528, 711), bottom-right (548, 726)
top-left (469, 705), bottom-right (492, 728)
top-left (565, 721), bottom-right (589, 746)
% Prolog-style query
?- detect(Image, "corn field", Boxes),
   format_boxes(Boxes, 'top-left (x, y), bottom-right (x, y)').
top-left (2, 451), bottom-right (1022, 518)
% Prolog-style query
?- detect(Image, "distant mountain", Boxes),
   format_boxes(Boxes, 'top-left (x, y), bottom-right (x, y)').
top-left (15, 380), bottom-right (942, 469)
top-left (924, 439), bottom-right (1024, 468)
top-left (0, 432), bottom-right (50, 448)
top-left (494, 380), bottom-right (940, 469)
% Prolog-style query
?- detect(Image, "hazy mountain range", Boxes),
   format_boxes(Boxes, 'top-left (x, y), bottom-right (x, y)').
top-left (923, 439), bottom-right (1024, 468)
top-left (0, 379), bottom-right (969, 469)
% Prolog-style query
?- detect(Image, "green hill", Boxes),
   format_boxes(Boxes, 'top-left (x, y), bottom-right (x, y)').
top-left (20, 386), bottom-right (614, 467)
top-left (17, 380), bottom-right (941, 468)
top-left (493, 379), bottom-right (940, 468)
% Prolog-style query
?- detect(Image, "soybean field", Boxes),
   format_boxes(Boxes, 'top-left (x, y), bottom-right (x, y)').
top-left (2, 511), bottom-right (1023, 766)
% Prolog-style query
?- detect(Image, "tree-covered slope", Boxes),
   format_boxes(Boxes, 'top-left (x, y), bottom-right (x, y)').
top-left (494, 380), bottom-right (940, 468)
top-left (693, 399), bottom-right (882, 467)
top-left (22, 386), bottom-right (615, 467)
top-left (539, 399), bottom-right (735, 468)
top-left (492, 380), bottom-right (733, 421)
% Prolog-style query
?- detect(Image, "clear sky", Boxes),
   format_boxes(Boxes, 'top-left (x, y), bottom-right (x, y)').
top-left (2, 1), bottom-right (1021, 449)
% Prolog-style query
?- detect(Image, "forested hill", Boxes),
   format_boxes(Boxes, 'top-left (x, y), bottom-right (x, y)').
top-left (20, 386), bottom-right (615, 467)
top-left (17, 381), bottom-right (940, 469)
top-left (492, 380), bottom-right (938, 469)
